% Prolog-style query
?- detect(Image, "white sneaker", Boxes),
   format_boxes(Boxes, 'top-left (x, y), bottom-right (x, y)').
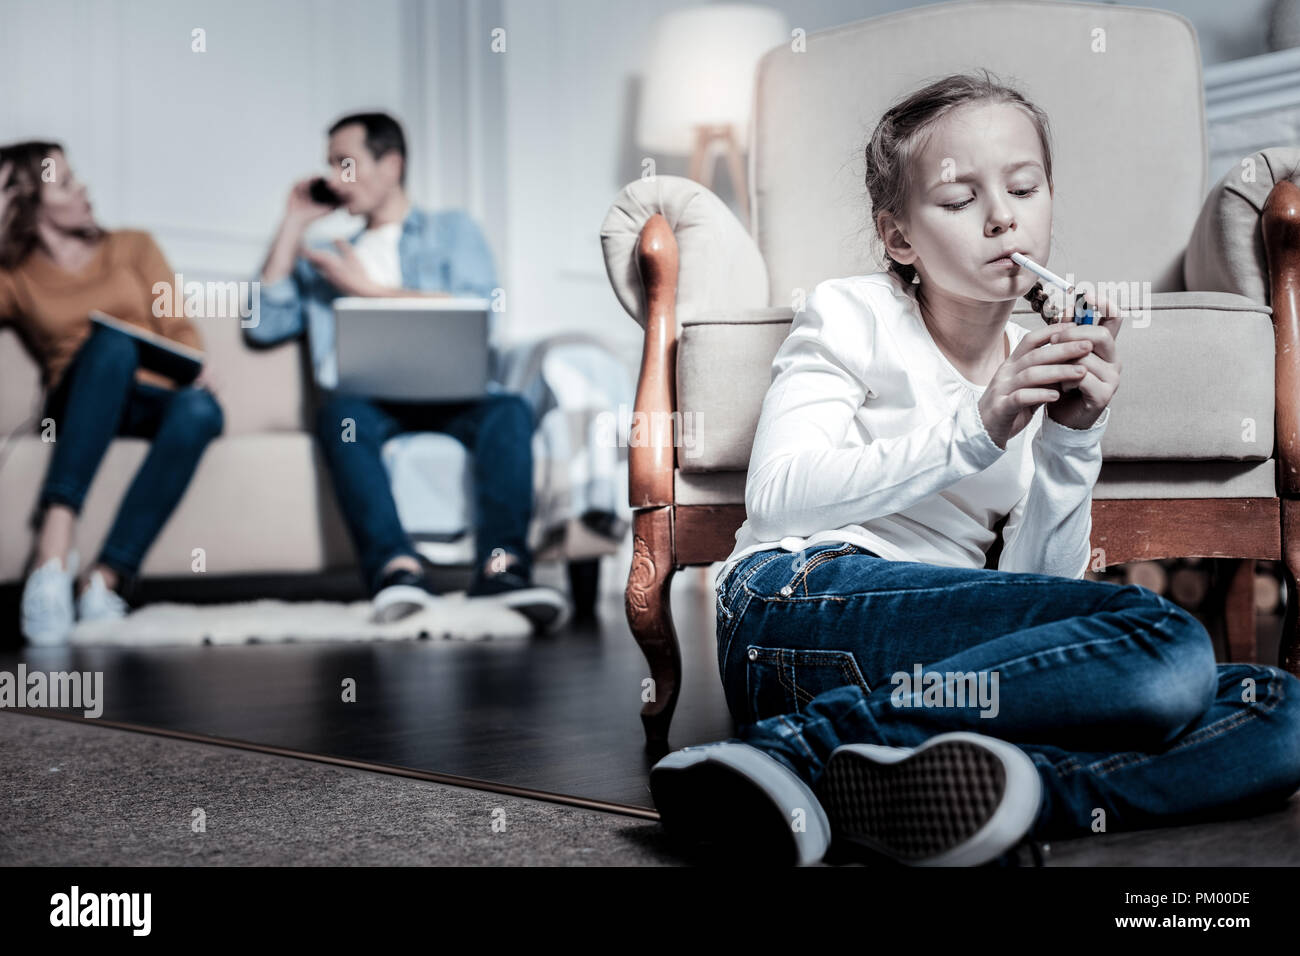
top-left (465, 566), bottom-right (571, 635)
top-left (21, 552), bottom-right (79, 647)
top-left (371, 567), bottom-right (443, 624)
top-left (77, 570), bottom-right (129, 624)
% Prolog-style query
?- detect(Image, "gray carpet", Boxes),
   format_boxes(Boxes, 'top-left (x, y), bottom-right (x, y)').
top-left (5, 710), bottom-right (1298, 866)
top-left (0, 712), bottom-right (678, 866)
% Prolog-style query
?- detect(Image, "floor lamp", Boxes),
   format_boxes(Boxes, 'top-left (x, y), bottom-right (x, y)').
top-left (637, 5), bottom-right (789, 235)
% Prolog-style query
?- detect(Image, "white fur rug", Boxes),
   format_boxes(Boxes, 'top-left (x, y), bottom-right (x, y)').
top-left (69, 592), bottom-right (533, 647)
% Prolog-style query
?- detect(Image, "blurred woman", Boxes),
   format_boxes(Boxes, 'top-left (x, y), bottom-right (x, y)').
top-left (0, 141), bottom-right (223, 645)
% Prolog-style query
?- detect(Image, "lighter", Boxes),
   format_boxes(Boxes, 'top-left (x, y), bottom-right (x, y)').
top-left (1010, 252), bottom-right (1092, 399)
top-left (1010, 252), bottom-right (1095, 324)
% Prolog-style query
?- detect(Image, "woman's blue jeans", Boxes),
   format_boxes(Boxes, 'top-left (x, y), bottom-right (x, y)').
top-left (39, 325), bottom-right (224, 581)
top-left (715, 541), bottom-right (1300, 842)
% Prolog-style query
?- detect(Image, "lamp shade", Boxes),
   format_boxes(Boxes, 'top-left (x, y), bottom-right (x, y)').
top-left (636, 4), bottom-right (789, 155)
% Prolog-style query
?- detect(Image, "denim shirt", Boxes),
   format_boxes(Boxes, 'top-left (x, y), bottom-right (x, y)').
top-left (245, 206), bottom-right (499, 390)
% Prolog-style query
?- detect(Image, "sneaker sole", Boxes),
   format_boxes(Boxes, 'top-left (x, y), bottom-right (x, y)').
top-left (650, 744), bottom-right (830, 866)
top-left (469, 587), bottom-right (569, 634)
top-left (815, 732), bottom-right (1042, 867)
top-left (372, 585), bottom-right (442, 624)
top-left (22, 627), bottom-right (72, 647)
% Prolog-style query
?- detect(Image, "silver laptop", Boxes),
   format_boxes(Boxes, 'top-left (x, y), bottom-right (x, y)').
top-left (333, 297), bottom-right (491, 402)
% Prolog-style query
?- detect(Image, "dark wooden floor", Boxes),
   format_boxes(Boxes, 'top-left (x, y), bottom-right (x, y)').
top-left (0, 566), bottom-right (737, 811)
top-left (0, 561), bottom-right (1287, 819)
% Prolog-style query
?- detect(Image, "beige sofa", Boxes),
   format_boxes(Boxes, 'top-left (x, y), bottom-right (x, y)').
top-left (0, 307), bottom-right (359, 583)
top-left (0, 303), bottom-right (627, 601)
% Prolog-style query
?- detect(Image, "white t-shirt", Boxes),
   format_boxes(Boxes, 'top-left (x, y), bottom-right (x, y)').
top-left (716, 269), bottom-right (1111, 591)
top-left (350, 220), bottom-right (404, 289)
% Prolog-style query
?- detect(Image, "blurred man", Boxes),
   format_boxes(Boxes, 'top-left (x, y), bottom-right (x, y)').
top-left (248, 111), bottom-right (567, 634)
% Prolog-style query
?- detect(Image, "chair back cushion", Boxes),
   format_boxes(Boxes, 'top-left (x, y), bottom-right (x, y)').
top-left (751, 0), bottom-right (1206, 304)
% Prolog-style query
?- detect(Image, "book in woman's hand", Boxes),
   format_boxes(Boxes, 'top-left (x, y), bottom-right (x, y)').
top-left (89, 310), bottom-right (204, 385)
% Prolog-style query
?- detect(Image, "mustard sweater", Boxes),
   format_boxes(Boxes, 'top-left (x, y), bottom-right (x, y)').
top-left (0, 230), bottom-right (201, 390)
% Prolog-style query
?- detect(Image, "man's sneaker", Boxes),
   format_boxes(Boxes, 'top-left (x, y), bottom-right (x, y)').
top-left (466, 567), bottom-right (570, 635)
top-left (814, 731), bottom-right (1043, 867)
top-left (21, 553), bottom-right (78, 647)
top-left (649, 741), bottom-right (831, 866)
top-left (76, 570), bottom-right (130, 624)
top-left (371, 566), bottom-right (442, 623)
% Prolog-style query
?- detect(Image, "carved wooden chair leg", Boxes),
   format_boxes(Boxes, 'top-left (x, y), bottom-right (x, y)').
top-left (625, 507), bottom-right (681, 753)
top-left (1222, 558), bottom-right (1258, 663)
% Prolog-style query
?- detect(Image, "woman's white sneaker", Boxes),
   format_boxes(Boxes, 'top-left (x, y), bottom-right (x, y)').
top-left (20, 553), bottom-right (78, 647)
top-left (77, 570), bottom-right (130, 624)
top-left (814, 731), bottom-right (1043, 866)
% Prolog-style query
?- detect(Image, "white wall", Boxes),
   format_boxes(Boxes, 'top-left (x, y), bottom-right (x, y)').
top-left (499, 0), bottom-right (1279, 376)
top-left (1, 0), bottom-right (1278, 368)
top-left (0, 0), bottom-right (505, 289)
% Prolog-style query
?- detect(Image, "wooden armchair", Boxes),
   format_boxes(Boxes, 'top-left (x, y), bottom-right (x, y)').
top-left (600, 1), bottom-right (1300, 749)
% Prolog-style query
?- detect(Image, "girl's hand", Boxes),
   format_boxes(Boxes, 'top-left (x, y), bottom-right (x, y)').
top-left (978, 322), bottom-right (1098, 450)
top-left (1042, 287), bottom-right (1124, 431)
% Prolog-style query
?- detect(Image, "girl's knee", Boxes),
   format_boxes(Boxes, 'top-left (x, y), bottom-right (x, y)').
top-left (1244, 668), bottom-right (1300, 799)
top-left (1118, 587), bottom-right (1215, 665)
top-left (1121, 597), bottom-right (1218, 741)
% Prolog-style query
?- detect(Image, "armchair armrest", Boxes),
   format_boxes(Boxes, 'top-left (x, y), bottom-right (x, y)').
top-left (600, 175), bottom-right (769, 509)
top-left (600, 174), bottom-right (769, 328)
top-left (1184, 146), bottom-right (1300, 304)
top-left (1185, 146), bottom-right (1300, 495)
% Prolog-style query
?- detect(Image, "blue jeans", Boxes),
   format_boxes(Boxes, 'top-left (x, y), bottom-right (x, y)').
top-left (39, 325), bottom-right (224, 580)
top-left (314, 391), bottom-right (535, 596)
top-left (715, 541), bottom-right (1300, 841)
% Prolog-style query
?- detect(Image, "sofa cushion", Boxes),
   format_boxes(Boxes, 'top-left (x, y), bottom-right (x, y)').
top-left (191, 311), bottom-right (307, 434)
top-left (0, 309), bottom-right (307, 438)
top-left (676, 292), bottom-right (1273, 472)
top-left (0, 327), bottom-right (42, 435)
top-left (0, 433), bottom-right (354, 582)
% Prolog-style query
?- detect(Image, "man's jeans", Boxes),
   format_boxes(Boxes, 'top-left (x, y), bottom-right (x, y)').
top-left (715, 541), bottom-right (1300, 841)
top-left (39, 325), bottom-right (224, 580)
top-left (314, 391), bottom-right (535, 596)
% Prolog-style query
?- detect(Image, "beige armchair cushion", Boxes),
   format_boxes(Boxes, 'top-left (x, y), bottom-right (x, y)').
top-left (677, 293), bottom-right (1273, 473)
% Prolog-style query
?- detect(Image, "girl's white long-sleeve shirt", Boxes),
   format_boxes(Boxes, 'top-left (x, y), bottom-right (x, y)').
top-left (716, 270), bottom-right (1110, 590)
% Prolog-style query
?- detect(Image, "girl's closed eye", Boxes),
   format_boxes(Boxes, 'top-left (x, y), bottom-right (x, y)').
top-left (941, 185), bottom-right (1040, 212)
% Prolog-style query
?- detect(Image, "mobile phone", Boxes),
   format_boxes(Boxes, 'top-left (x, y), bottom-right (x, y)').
top-left (308, 177), bottom-right (342, 207)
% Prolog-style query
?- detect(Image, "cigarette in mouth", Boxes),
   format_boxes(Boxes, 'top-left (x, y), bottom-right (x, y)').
top-left (1009, 252), bottom-right (1072, 293)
